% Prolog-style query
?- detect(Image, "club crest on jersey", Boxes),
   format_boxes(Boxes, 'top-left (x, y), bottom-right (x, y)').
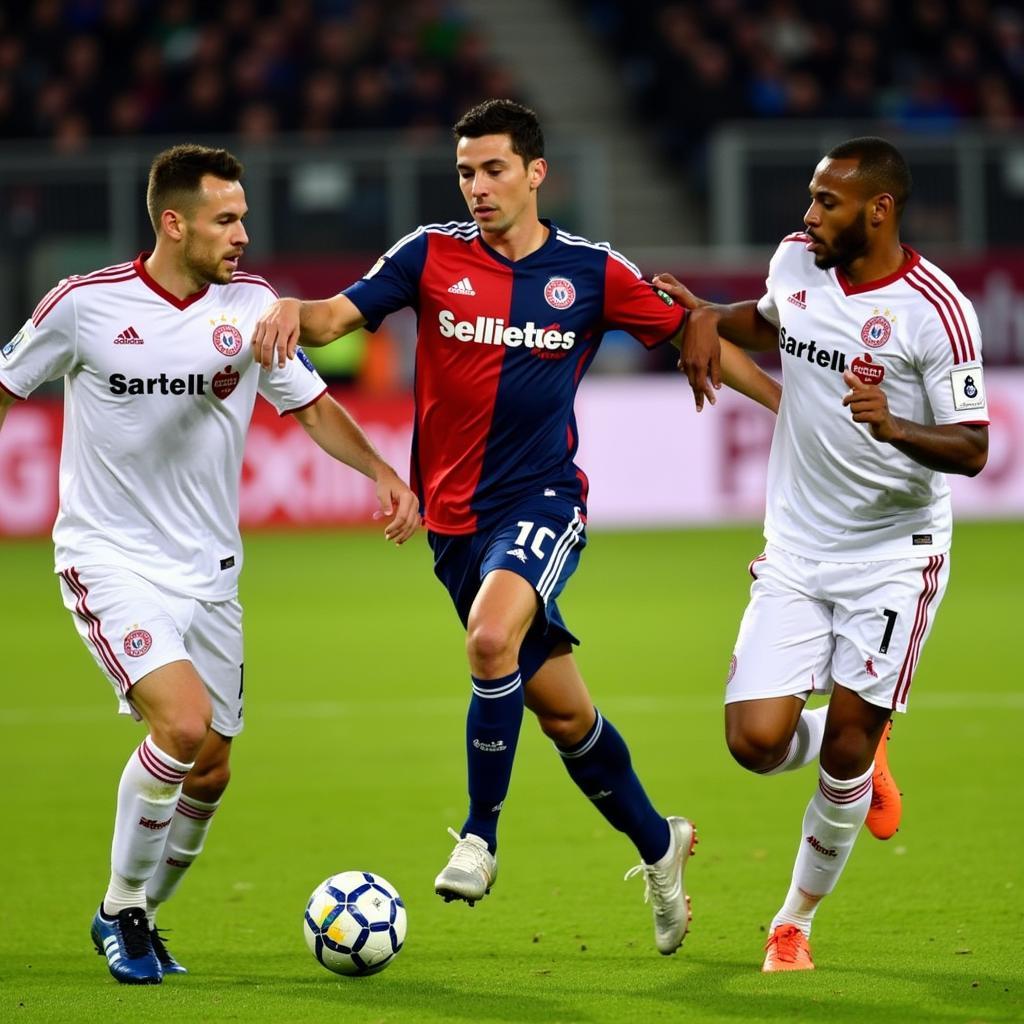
top-left (212, 365), bottom-right (240, 399)
top-left (544, 277), bottom-right (576, 310)
top-left (851, 353), bottom-right (884, 385)
top-left (124, 628), bottom-right (152, 658)
top-left (860, 311), bottom-right (894, 349)
top-left (212, 321), bottom-right (243, 356)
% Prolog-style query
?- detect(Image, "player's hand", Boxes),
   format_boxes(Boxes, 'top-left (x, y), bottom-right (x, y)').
top-left (842, 370), bottom-right (899, 442)
top-left (372, 468), bottom-right (421, 545)
top-left (252, 297), bottom-right (301, 370)
top-left (678, 306), bottom-right (722, 412)
top-left (651, 273), bottom-right (707, 311)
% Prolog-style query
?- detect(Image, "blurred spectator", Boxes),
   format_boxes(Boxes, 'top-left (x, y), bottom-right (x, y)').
top-left (0, 1), bottom-right (519, 146)
top-left (576, 0), bottom-right (1024, 185)
top-left (237, 100), bottom-right (278, 144)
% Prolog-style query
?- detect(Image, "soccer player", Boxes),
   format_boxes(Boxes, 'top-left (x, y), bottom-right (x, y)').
top-left (252, 99), bottom-right (781, 955)
top-left (656, 137), bottom-right (988, 970)
top-left (0, 145), bottom-right (419, 985)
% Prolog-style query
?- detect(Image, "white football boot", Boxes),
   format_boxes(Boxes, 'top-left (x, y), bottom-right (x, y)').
top-left (623, 816), bottom-right (697, 954)
top-left (434, 828), bottom-right (497, 906)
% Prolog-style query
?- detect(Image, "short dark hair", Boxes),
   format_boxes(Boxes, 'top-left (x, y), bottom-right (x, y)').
top-left (826, 136), bottom-right (912, 215)
top-left (453, 99), bottom-right (544, 166)
top-left (146, 144), bottom-right (244, 233)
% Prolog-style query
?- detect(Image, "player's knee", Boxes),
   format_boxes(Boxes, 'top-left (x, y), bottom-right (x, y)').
top-left (156, 714), bottom-right (212, 764)
top-left (820, 728), bottom-right (874, 778)
top-left (726, 720), bottom-right (790, 773)
top-left (186, 761), bottom-right (231, 802)
top-left (536, 709), bottom-right (589, 747)
top-left (466, 621), bottom-right (517, 674)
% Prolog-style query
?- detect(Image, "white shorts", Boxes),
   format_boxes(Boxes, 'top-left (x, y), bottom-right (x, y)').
top-left (58, 565), bottom-right (245, 736)
top-left (725, 543), bottom-right (949, 713)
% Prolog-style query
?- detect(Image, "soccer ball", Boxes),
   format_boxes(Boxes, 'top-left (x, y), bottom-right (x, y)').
top-left (303, 871), bottom-right (406, 976)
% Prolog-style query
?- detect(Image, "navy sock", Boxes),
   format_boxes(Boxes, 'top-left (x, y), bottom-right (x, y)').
top-left (558, 710), bottom-right (670, 864)
top-left (461, 670), bottom-right (524, 853)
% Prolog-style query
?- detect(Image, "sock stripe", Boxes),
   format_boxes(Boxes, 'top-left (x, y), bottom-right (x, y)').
top-left (818, 775), bottom-right (873, 805)
top-left (176, 801), bottom-right (216, 821)
top-left (175, 796), bottom-right (218, 820)
top-left (471, 674), bottom-right (522, 699)
top-left (559, 710), bottom-right (604, 759)
top-left (537, 508), bottom-right (585, 602)
top-left (137, 739), bottom-right (190, 785)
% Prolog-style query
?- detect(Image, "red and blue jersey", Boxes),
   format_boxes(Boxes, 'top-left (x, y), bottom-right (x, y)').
top-left (344, 220), bottom-right (686, 535)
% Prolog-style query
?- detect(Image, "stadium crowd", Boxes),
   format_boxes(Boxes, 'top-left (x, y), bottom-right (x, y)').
top-left (579, 0), bottom-right (1023, 166)
top-left (0, 0), bottom-right (521, 148)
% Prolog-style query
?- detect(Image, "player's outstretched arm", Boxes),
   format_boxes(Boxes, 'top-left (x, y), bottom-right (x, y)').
top-left (0, 390), bottom-right (15, 431)
top-left (252, 293), bottom-right (367, 370)
top-left (720, 340), bottom-right (781, 414)
top-left (841, 371), bottom-right (988, 476)
top-left (290, 393), bottom-right (420, 544)
top-left (653, 274), bottom-right (777, 350)
top-left (654, 273), bottom-right (778, 411)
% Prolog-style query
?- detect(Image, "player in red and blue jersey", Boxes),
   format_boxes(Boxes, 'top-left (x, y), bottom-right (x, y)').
top-left (253, 100), bottom-right (781, 955)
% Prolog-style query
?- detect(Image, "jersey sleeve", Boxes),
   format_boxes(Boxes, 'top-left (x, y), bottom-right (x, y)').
top-left (916, 291), bottom-right (988, 425)
top-left (755, 240), bottom-right (790, 329)
top-left (258, 346), bottom-right (328, 416)
top-left (342, 228), bottom-right (428, 331)
top-left (0, 290), bottom-right (78, 399)
top-left (602, 253), bottom-right (686, 348)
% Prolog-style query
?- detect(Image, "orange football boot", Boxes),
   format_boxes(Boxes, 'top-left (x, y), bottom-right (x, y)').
top-left (762, 923), bottom-right (815, 972)
top-left (866, 720), bottom-right (901, 840)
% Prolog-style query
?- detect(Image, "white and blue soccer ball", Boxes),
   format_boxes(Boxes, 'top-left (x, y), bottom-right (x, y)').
top-left (303, 871), bottom-right (406, 976)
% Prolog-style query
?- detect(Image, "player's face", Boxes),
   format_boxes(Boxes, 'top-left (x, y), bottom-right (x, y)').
top-left (456, 134), bottom-right (545, 236)
top-left (803, 158), bottom-right (871, 271)
top-left (181, 176), bottom-right (249, 285)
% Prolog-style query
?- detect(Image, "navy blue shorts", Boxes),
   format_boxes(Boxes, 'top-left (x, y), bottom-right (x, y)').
top-left (428, 496), bottom-right (587, 684)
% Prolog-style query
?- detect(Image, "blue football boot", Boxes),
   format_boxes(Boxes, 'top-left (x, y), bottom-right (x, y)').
top-left (150, 927), bottom-right (188, 975)
top-left (90, 906), bottom-right (162, 984)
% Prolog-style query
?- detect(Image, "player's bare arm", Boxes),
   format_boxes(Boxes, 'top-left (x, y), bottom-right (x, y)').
top-left (290, 392), bottom-right (421, 544)
top-left (841, 370), bottom-right (988, 476)
top-left (252, 293), bottom-right (367, 370)
top-left (720, 340), bottom-right (781, 414)
top-left (655, 274), bottom-right (779, 411)
top-left (0, 389), bottom-right (16, 430)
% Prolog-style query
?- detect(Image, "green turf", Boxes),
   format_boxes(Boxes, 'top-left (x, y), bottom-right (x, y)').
top-left (1, 523), bottom-right (1021, 1023)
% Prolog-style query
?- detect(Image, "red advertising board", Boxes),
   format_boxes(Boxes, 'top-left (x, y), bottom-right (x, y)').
top-left (0, 390), bottom-right (414, 538)
top-left (3, 372), bottom-right (1022, 538)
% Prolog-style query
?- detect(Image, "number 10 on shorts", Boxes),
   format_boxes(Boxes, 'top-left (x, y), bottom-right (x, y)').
top-left (514, 520), bottom-right (557, 560)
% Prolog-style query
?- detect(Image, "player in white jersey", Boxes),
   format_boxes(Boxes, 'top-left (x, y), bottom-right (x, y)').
top-left (0, 145), bottom-right (419, 985)
top-left (657, 137), bottom-right (988, 971)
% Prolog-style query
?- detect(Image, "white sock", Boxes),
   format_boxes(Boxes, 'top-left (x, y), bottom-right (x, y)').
top-left (771, 761), bottom-right (873, 937)
top-left (762, 705), bottom-right (828, 775)
top-left (103, 736), bottom-right (193, 917)
top-left (146, 793), bottom-right (220, 927)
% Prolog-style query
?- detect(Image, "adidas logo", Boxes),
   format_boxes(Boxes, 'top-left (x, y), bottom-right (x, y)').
top-left (787, 290), bottom-right (807, 309)
top-left (447, 277), bottom-right (476, 296)
top-left (114, 325), bottom-right (144, 345)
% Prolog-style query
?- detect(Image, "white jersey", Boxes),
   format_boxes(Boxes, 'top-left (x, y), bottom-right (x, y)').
top-left (758, 234), bottom-right (988, 561)
top-left (0, 255), bottom-right (326, 599)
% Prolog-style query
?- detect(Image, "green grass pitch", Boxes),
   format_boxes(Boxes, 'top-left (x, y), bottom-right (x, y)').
top-left (1, 522), bottom-right (1021, 1023)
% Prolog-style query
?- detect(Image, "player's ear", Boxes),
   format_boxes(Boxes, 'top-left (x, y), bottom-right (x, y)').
top-left (528, 157), bottom-right (547, 191)
top-left (160, 208), bottom-right (187, 242)
top-left (870, 193), bottom-right (895, 226)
